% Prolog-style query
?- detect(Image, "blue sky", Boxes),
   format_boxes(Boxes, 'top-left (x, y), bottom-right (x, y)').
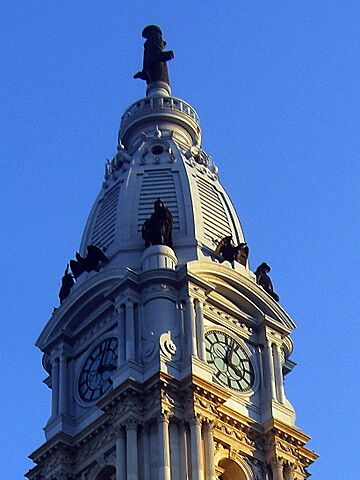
top-left (1, 2), bottom-right (359, 478)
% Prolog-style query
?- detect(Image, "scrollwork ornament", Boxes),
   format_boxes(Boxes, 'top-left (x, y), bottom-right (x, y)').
top-left (160, 331), bottom-right (177, 357)
top-left (143, 337), bottom-right (156, 359)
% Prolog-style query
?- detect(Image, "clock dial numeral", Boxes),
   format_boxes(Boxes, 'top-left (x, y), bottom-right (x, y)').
top-left (205, 330), bottom-right (255, 392)
top-left (78, 337), bottom-right (119, 402)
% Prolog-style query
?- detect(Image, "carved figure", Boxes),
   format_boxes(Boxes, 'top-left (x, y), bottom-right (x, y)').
top-left (255, 262), bottom-right (279, 301)
top-left (59, 264), bottom-right (75, 304)
top-left (142, 198), bottom-right (173, 248)
top-left (133, 25), bottom-right (174, 85)
top-left (215, 236), bottom-right (249, 267)
top-left (70, 245), bottom-right (108, 279)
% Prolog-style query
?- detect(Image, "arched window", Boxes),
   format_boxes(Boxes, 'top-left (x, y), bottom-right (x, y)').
top-left (95, 465), bottom-right (116, 480)
top-left (219, 458), bottom-right (247, 480)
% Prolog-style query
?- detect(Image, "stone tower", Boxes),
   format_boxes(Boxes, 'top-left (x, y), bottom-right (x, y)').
top-left (26, 26), bottom-right (317, 480)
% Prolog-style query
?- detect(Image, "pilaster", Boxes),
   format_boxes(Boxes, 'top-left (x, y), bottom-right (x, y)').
top-left (158, 413), bottom-right (171, 480)
top-left (125, 417), bottom-right (139, 480)
top-left (189, 416), bottom-right (204, 480)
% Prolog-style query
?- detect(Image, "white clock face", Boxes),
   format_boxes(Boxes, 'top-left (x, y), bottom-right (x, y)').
top-left (78, 337), bottom-right (118, 402)
top-left (205, 330), bottom-right (255, 392)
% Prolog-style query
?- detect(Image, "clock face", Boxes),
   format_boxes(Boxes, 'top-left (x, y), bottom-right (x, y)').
top-left (205, 330), bottom-right (255, 392)
top-left (78, 337), bottom-right (118, 402)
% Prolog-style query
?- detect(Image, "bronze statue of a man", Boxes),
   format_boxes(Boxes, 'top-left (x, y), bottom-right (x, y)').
top-left (142, 198), bottom-right (173, 248)
top-left (134, 25), bottom-right (174, 85)
top-left (255, 262), bottom-right (279, 302)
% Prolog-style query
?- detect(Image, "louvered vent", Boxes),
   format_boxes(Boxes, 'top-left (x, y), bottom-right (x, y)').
top-left (91, 184), bottom-right (120, 249)
top-left (197, 176), bottom-right (232, 245)
top-left (138, 169), bottom-right (179, 232)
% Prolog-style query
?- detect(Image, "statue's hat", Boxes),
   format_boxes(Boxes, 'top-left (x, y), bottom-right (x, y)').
top-left (142, 25), bottom-right (162, 39)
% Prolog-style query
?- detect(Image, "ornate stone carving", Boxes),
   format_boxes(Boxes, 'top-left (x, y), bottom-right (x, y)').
top-left (105, 145), bottom-right (132, 180)
top-left (73, 314), bottom-right (115, 351)
top-left (245, 458), bottom-right (264, 480)
top-left (75, 428), bottom-right (114, 465)
top-left (123, 416), bottom-right (140, 430)
top-left (41, 447), bottom-right (74, 478)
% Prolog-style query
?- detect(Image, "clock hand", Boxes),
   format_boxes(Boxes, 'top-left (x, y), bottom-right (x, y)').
top-left (98, 361), bottom-right (117, 374)
top-left (97, 341), bottom-right (108, 373)
top-left (226, 345), bottom-right (235, 365)
top-left (225, 346), bottom-right (245, 378)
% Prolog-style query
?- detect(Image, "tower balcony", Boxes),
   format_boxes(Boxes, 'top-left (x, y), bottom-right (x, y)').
top-left (118, 86), bottom-right (202, 150)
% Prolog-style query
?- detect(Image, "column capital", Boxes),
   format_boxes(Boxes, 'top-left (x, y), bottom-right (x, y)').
top-left (187, 295), bottom-right (195, 305)
top-left (202, 417), bottom-right (215, 430)
top-left (125, 299), bottom-right (134, 308)
top-left (188, 414), bottom-right (203, 428)
top-left (158, 411), bottom-right (171, 424)
top-left (112, 423), bottom-right (125, 438)
top-left (114, 301), bottom-right (125, 313)
top-left (194, 298), bottom-right (206, 307)
top-left (123, 415), bottom-right (139, 430)
top-left (270, 457), bottom-right (284, 480)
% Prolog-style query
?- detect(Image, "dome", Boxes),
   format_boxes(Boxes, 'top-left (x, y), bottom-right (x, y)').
top-left (79, 84), bottom-right (246, 271)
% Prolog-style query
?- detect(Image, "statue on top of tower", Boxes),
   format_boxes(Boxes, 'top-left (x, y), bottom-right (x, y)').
top-left (133, 25), bottom-right (174, 85)
top-left (142, 198), bottom-right (173, 248)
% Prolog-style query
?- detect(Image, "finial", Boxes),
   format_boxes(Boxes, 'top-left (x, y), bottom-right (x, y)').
top-left (133, 25), bottom-right (174, 88)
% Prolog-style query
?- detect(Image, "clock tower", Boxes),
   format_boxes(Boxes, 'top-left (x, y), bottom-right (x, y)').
top-left (26, 26), bottom-right (318, 480)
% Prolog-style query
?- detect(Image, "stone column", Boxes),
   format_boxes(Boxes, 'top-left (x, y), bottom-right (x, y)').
top-left (59, 354), bottom-right (68, 414)
top-left (189, 417), bottom-right (203, 480)
top-left (126, 418), bottom-right (138, 480)
top-left (125, 301), bottom-right (135, 361)
top-left (195, 300), bottom-right (206, 361)
top-left (158, 414), bottom-right (171, 480)
top-left (51, 357), bottom-right (59, 417)
top-left (266, 340), bottom-right (276, 399)
top-left (186, 297), bottom-right (198, 357)
top-left (273, 343), bottom-right (285, 404)
top-left (271, 459), bottom-right (284, 480)
top-left (203, 421), bottom-right (216, 480)
top-left (116, 427), bottom-right (126, 480)
top-left (143, 424), bottom-right (151, 480)
top-left (179, 422), bottom-right (189, 480)
top-left (284, 466), bottom-right (295, 480)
